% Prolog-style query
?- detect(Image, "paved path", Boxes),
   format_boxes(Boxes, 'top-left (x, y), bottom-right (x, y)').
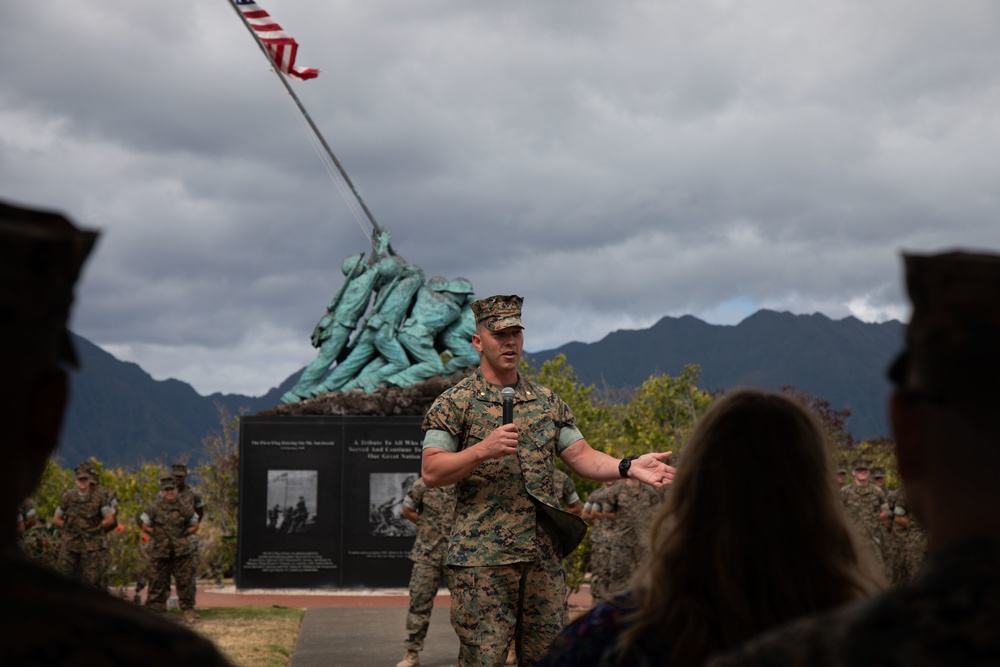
top-left (151, 584), bottom-right (592, 666)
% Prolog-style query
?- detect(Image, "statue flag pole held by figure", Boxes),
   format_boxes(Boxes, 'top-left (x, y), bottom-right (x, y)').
top-left (226, 0), bottom-right (392, 251)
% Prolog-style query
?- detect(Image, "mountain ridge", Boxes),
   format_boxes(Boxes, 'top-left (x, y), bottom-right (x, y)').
top-left (60, 309), bottom-right (904, 467)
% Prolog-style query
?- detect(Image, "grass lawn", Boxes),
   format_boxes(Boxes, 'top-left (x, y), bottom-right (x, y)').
top-left (184, 606), bottom-right (305, 667)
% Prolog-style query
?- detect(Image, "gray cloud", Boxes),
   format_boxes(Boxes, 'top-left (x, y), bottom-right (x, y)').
top-left (4, 1), bottom-right (999, 395)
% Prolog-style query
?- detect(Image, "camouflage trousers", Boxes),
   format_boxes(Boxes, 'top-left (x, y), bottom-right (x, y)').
top-left (146, 553), bottom-right (197, 611)
top-left (890, 529), bottom-right (928, 586)
top-left (606, 538), bottom-right (646, 600)
top-left (56, 547), bottom-right (108, 590)
top-left (403, 557), bottom-right (455, 652)
top-left (588, 536), bottom-right (613, 605)
top-left (450, 530), bottom-right (567, 667)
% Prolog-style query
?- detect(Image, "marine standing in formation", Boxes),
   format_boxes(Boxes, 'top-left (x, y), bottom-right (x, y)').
top-left (172, 462), bottom-right (205, 606)
top-left (553, 468), bottom-right (582, 515)
top-left (52, 462), bottom-right (116, 588)
top-left (420, 294), bottom-right (675, 667)
top-left (142, 476), bottom-right (201, 623)
top-left (602, 476), bottom-right (662, 596)
top-left (884, 485), bottom-right (928, 585)
top-left (583, 482), bottom-right (617, 605)
top-left (396, 477), bottom-right (457, 667)
top-left (839, 459), bottom-right (887, 578)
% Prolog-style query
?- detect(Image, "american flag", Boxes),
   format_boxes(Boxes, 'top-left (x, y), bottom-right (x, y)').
top-left (234, 0), bottom-right (319, 81)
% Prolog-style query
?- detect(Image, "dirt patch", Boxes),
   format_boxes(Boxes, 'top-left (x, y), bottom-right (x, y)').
top-left (192, 607), bottom-right (305, 667)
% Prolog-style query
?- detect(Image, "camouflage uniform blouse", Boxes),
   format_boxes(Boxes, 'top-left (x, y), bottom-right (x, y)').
top-left (707, 538), bottom-right (1000, 667)
top-left (403, 477), bottom-right (457, 564)
top-left (840, 482), bottom-right (887, 571)
top-left (422, 369), bottom-right (587, 566)
top-left (55, 488), bottom-right (114, 552)
top-left (554, 469), bottom-right (581, 508)
top-left (141, 497), bottom-right (197, 559)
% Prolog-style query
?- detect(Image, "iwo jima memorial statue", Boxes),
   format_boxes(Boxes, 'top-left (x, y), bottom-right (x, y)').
top-left (230, 0), bottom-right (477, 589)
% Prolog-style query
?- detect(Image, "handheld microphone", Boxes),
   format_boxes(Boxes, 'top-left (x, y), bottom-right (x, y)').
top-left (501, 387), bottom-right (515, 425)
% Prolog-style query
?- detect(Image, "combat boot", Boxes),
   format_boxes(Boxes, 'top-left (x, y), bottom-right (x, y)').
top-left (395, 650), bottom-right (420, 667)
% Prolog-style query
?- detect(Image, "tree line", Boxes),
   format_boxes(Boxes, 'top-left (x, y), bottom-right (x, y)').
top-left (26, 355), bottom-right (895, 591)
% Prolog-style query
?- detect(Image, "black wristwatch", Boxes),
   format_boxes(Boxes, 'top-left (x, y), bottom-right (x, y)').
top-left (618, 456), bottom-right (634, 479)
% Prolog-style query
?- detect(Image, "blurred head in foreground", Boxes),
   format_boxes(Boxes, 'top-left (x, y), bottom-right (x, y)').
top-left (622, 389), bottom-right (879, 665)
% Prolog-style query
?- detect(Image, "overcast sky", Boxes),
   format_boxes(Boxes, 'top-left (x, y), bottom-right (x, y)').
top-left (3, 1), bottom-right (999, 396)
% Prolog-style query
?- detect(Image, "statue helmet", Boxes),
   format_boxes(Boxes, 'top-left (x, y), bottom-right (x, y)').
top-left (376, 256), bottom-right (405, 280)
top-left (443, 277), bottom-right (474, 295)
top-left (427, 276), bottom-right (449, 291)
top-left (341, 253), bottom-right (365, 277)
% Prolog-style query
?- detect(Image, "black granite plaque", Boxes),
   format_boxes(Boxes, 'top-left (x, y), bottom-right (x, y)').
top-left (236, 415), bottom-right (423, 589)
top-left (340, 418), bottom-right (423, 587)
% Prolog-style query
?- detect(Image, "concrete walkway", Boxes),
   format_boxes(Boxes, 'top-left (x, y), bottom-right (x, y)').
top-left (290, 607), bottom-right (459, 667)
top-left (186, 583), bottom-right (592, 666)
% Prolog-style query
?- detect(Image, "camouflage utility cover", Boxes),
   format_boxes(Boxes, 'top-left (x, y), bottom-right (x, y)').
top-left (422, 369), bottom-right (587, 565)
top-left (471, 294), bottom-right (523, 331)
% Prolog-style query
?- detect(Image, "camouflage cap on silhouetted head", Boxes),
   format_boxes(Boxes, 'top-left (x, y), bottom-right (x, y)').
top-left (160, 477), bottom-right (177, 491)
top-left (889, 251), bottom-right (1000, 405)
top-left (471, 295), bottom-right (523, 331)
top-left (0, 200), bottom-right (98, 370)
top-left (74, 461), bottom-right (98, 483)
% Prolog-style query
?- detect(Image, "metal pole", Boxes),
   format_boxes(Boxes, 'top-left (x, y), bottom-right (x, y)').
top-left (227, 0), bottom-right (385, 238)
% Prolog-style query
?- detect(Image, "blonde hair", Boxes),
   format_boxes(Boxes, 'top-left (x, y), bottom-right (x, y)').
top-left (619, 389), bottom-right (878, 664)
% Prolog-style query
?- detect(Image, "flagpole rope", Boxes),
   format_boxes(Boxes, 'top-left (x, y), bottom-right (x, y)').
top-left (283, 91), bottom-right (373, 246)
top-left (228, 0), bottom-right (386, 255)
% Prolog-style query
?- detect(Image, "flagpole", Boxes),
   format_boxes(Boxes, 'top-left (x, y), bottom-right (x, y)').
top-left (227, 0), bottom-right (386, 244)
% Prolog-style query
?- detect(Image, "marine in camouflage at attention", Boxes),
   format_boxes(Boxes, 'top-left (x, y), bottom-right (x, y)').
top-left (603, 478), bottom-right (662, 597)
top-left (52, 463), bottom-right (116, 589)
top-left (420, 294), bottom-right (676, 667)
top-left (171, 462), bottom-right (205, 605)
top-left (396, 477), bottom-right (458, 667)
top-left (885, 486), bottom-right (928, 586)
top-left (553, 468), bottom-right (582, 515)
top-left (839, 459), bottom-right (887, 578)
top-left (708, 251), bottom-right (1000, 667)
top-left (142, 476), bottom-right (201, 623)
top-left (582, 482), bottom-right (617, 605)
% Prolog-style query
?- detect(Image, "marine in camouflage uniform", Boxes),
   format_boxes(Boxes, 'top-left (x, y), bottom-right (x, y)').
top-left (840, 461), bottom-right (887, 578)
top-left (603, 478), bottom-right (662, 596)
top-left (142, 476), bottom-right (200, 622)
top-left (707, 252), bottom-right (1000, 667)
top-left (553, 468), bottom-right (582, 515)
top-left (78, 460), bottom-right (119, 589)
top-left (53, 465), bottom-right (116, 589)
top-left (0, 199), bottom-right (232, 666)
top-left (397, 477), bottom-right (457, 667)
top-left (583, 482), bottom-right (617, 605)
top-left (15, 497), bottom-right (37, 554)
top-left (885, 486), bottom-right (928, 586)
top-left (172, 463), bottom-right (205, 604)
top-left (420, 294), bottom-right (675, 667)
